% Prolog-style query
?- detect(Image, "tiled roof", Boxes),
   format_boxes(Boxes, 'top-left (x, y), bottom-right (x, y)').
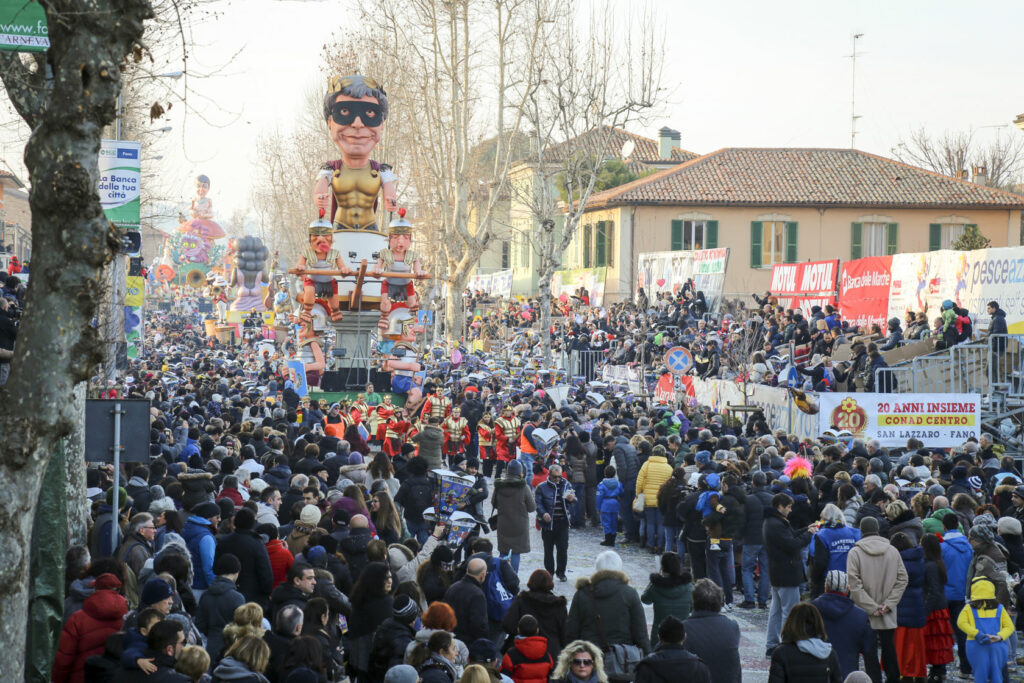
top-left (539, 126), bottom-right (699, 165)
top-left (584, 147), bottom-right (1024, 210)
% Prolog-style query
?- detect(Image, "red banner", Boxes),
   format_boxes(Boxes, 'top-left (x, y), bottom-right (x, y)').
top-left (769, 260), bottom-right (839, 317)
top-left (838, 256), bottom-right (892, 329)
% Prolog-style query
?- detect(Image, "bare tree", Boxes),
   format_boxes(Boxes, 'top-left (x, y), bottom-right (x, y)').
top-left (892, 126), bottom-right (1024, 189)
top-left (519, 0), bottom-right (666, 363)
top-left (0, 1), bottom-right (153, 676)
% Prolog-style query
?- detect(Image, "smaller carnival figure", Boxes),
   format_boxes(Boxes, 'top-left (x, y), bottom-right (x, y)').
top-left (229, 235), bottom-right (271, 312)
top-left (175, 174), bottom-right (226, 264)
top-left (380, 342), bottom-right (422, 406)
top-left (205, 272), bottom-right (229, 322)
top-left (293, 212), bottom-right (351, 324)
top-left (296, 322), bottom-right (327, 389)
top-left (442, 406), bottom-right (471, 467)
top-left (371, 208), bottom-right (426, 330)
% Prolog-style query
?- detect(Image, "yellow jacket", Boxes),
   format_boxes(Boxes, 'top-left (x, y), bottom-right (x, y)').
top-left (636, 455), bottom-right (673, 508)
top-left (956, 603), bottom-right (1014, 641)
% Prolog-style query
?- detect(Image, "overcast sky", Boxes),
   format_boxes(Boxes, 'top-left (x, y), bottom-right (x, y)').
top-left (4, 0), bottom-right (1024, 224)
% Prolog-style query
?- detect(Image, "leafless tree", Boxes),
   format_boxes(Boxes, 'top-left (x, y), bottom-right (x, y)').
top-left (892, 126), bottom-right (1024, 190)
top-left (0, 1), bottom-right (154, 677)
top-left (518, 0), bottom-right (666, 363)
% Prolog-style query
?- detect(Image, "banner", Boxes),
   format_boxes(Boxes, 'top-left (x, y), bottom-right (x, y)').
top-left (838, 256), bottom-right (892, 329)
top-left (887, 246), bottom-right (1024, 334)
top-left (468, 269), bottom-right (513, 299)
top-left (769, 259), bottom-right (839, 318)
top-left (818, 393), bottom-right (980, 448)
top-left (0, 0), bottom-right (49, 52)
top-left (551, 266), bottom-right (607, 307)
top-left (123, 276), bottom-right (144, 358)
top-left (601, 364), bottom-right (642, 394)
top-left (99, 140), bottom-right (141, 229)
top-left (636, 248), bottom-right (730, 312)
top-left (689, 377), bottom-right (819, 439)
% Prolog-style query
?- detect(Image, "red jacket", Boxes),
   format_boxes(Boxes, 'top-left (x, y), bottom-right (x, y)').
top-left (52, 586), bottom-right (128, 683)
top-left (265, 538), bottom-right (294, 587)
top-left (216, 487), bottom-right (244, 508)
top-left (500, 635), bottom-right (554, 683)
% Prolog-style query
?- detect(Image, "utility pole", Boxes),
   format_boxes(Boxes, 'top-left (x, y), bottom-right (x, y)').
top-left (848, 33), bottom-right (864, 149)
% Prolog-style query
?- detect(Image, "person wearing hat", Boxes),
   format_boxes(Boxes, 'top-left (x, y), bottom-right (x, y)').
top-left (956, 578), bottom-right (1014, 683)
top-left (285, 504), bottom-right (322, 557)
top-left (182, 501), bottom-right (221, 595)
top-left (368, 594), bottom-right (421, 678)
top-left (966, 523), bottom-right (1012, 610)
top-left (52, 573), bottom-right (129, 683)
top-left (195, 553), bottom-right (244, 661)
top-left (491, 459), bottom-right (535, 573)
top-left (214, 507), bottom-right (275, 607)
top-left (810, 570), bottom-right (880, 681)
top-left (565, 551), bottom-right (651, 656)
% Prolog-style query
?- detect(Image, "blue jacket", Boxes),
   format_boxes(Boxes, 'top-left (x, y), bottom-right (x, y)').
top-left (897, 545), bottom-right (927, 627)
top-left (262, 464), bottom-right (292, 491)
top-left (810, 525), bottom-right (861, 572)
top-left (812, 592), bottom-right (880, 682)
top-left (596, 478), bottom-right (624, 513)
top-left (177, 438), bottom-right (200, 464)
top-left (182, 516), bottom-right (216, 589)
top-left (941, 530), bottom-right (973, 602)
top-left (534, 477), bottom-right (573, 530)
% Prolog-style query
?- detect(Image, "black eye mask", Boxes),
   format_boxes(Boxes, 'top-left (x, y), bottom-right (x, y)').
top-left (331, 100), bottom-right (383, 127)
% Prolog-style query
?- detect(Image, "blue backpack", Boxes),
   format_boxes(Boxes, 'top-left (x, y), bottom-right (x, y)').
top-left (484, 556), bottom-right (515, 622)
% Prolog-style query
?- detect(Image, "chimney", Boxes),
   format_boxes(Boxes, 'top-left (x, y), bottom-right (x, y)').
top-left (972, 165), bottom-right (988, 185)
top-left (658, 127), bottom-right (681, 159)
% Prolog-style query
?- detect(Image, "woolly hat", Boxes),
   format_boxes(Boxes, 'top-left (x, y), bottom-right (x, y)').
top-left (234, 507), bottom-right (256, 531)
top-left (927, 484), bottom-right (946, 497)
top-left (141, 578), bottom-right (174, 606)
top-left (967, 476), bottom-right (983, 491)
top-left (306, 545), bottom-right (327, 568)
top-left (507, 460), bottom-right (525, 478)
top-left (969, 577), bottom-right (995, 601)
top-left (383, 665), bottom-right (419, 683)
top-left (299, 505), bottom-right (321, 526)
top-left (468, 637), bottom-right (499, 663)
top-left (248, 478), bottom-right (269, 494)
top-left (431, 545), bottom-right (454, 564)
top-left (969, 522), bottom-right (995, 545)
top-left (106, 486), bottom-right (130, 509)
top-left (192, 501), bottom-right (221, 519)
top-left (94, 573), bottom-right (123, 591)
top-left (695, 450), bottom-right (711, 465)
top-left (392, 594), bottom-right (419, 622)
top-left (213, 553), bottom-right (241, 576)
top-left (859, 516), bottom-right (879, 535)
top-left (997, 516), bottom-right (1022, 537)
top-left (595, 550), bottom-right (623, 572)
top-left (824, 570), bottom-right (848, 594)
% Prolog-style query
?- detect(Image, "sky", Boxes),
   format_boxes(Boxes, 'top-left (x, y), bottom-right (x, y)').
top-left (4, 0), bottom-right (1024, 227)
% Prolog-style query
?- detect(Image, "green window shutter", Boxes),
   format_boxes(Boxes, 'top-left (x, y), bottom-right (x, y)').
top-left (886, 223), bottom-right (898, 256)
top-left (928, 223), bottom-right (941, 251)
top-left (607, 221), bottom-right (615, 267)
top-left (583, 225), bottom-right (592, 267)
top-left (750, 222), bottom-right (762, 268)
top-left (671, 220), bottom-right (682, 251)
top-left (851, 222), bottom-right (862, 260)
top-left (784, 222), bottom-right (798, 263)
top-left (705, 220), bottom-right (718, 249)
top-left (595, 221), bottom-right (606, 267)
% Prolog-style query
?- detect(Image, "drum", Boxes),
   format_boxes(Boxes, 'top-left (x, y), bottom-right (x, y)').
top-left (333, 229), bottom-right (387, 307)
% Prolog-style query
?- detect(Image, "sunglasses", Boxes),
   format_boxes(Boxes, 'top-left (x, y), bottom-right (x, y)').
top-left (331, 100), bottom-right (383, 127)
top-left (572, 659), bottom-right (593, 666)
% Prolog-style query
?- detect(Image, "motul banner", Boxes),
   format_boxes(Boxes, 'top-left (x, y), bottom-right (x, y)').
top-left (769, 259), bottom-right (839, 317)
top-left (838, 256), bottom-right (892, 329)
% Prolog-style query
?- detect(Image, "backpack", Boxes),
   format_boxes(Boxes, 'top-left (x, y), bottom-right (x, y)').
top-left (484, 556), bottom-right (515, 622)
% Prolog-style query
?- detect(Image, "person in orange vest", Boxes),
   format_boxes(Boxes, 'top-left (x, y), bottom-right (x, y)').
top-left (493, 405), bottom-right (520, 480)
top-left (323, 403), bottom-right (350, 438)
top-left (442, 406), bottom-right (471, 468)
top-left (517, 411), bottom-right (539, 473)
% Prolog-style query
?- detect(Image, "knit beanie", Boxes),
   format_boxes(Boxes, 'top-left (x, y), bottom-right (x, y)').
top-left (392, 594), bottom-right (419, 622)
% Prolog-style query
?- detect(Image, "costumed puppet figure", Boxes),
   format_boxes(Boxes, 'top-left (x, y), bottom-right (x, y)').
top-left (295, 303), bottom-right (329, 388)
top-left (273, 279), bottom-right (292, 316)
top-left (380, 342), bottom-right (422, 406)
top-left (313, 74), bottom-right (397, 230)
top-left (229, 235), bottom-right (271, 312)
top-left (371, 209), bottom-right (425, 331)
top-left (293, 213), bottom-right (350, 325)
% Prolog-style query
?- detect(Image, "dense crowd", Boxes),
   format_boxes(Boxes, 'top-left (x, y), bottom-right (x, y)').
top-left (20, 277), bottom-right (1016, 683)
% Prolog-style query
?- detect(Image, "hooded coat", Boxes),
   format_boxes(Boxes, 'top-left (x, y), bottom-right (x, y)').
top-left (491, 475), bottom-right (536, 555)
top-left (940, 530), bottom-right (972, 602)
top-left (846, 534), bottom-right (909, 629)
top-left (178, 470), bottom-right (216, 511)
top-left (634, 643), bottom-right (711, 683)
top-left (566, 569), bottom-right (651, 654)
top-left (767, 639), bottom-right (842, 683)
top-left (53, 584), bottom-right (129, 683)
top-left (640, 573), bottom-right (693, 642)
top-left (500, 635), bottom-right (555, 683)
top-left (681, 610), bottom-right (741, 683)
top-left (502, 589), bottom-right (568, 659)
top-left (812, 591), bottom-right (880, 681)
top-left (196, 575), bottom-right (246, 660)
top-left (896, 545), bottom-right (927, 628)
top-left (211, 655), bottom-right (270, 682)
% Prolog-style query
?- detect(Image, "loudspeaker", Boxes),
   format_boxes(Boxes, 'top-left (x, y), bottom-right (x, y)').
top-left (128, 257), bottom-right (143, 276)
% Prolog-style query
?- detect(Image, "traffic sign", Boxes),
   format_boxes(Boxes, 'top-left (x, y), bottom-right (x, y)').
top-left (664, 346), bottom-right (693, 376)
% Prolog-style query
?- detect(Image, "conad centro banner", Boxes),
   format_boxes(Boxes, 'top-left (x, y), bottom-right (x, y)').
top-left (818, 393), bottom-right (980, 448)
top-left (769, 259), bottom-right (839, 318)
top-left (838, 256), bottom-right (892, 329)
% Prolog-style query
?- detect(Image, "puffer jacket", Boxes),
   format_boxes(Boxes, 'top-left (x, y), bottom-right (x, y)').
top-left (565, 569), bottom-right (651, 654)
top-left (812, 591), bottom-right (880, 682)
top-left (53, 584), bottom-right (129, 683)
top-left (500, 635), bottom-right (554, 683)
top-left (635, 455), bottom-right (672, 507)
top-left (940, 530), bottom-right (972, 602)
top-left (896, 545), bottom-right (927, 628)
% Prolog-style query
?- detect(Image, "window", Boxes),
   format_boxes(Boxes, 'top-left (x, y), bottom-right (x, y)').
top-left (851, 222), bottom-right (898, 259)
top-left (750, 221), bottom-right (796, 268)
top-left (583, 224), bottom-right (592, 267)
top-left (593, 220), bottom-right (614, 267)
top-left (671, 220), bottom-right (719, 251)
top-left (501, 241), bottom-right (510, 269)
top-left (929, 223), bottom-right (974, 250)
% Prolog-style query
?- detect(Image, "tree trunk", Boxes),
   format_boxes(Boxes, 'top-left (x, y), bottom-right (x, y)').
top-left (0, 2), bottom-right (153, 677)
top-left (65, 383), bottom-right (89, 546)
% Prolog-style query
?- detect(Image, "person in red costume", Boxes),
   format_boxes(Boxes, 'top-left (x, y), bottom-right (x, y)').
top-left (493, 405), bottom-right (521, 480)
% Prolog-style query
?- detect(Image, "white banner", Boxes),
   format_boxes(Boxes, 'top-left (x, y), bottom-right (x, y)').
top-left (818, 393), bottom-right (980, 447)
top-left (636, 248), bottom-right (730, 312)
top-left (468, 269), bottom-right (513, 298)
top-left (601, 364), bottom-right (642, 394)
top-left (688, 377), bottom-right (819, 439)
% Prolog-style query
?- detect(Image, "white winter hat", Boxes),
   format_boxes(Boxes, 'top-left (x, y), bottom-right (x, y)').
top-left (595, 550), bottom-right (623, 572)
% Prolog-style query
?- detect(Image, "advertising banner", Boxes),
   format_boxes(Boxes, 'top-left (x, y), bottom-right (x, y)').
top-left (98, 140), bottom-right (141, 229)
top-left (838, 256), bottom-right (892, 329)
top-left (551, 266), bottom-right (607, 307)
top-left (0, 0), bottom-right (49, 52)
top-left (818, 393), bottom-right (980, 447)
top-left (769, 259), bottom-right (839, 318)
top-left (636, 248), bottom-right (730, 312)
top-left (124, 276), bottom-right (144, 358)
